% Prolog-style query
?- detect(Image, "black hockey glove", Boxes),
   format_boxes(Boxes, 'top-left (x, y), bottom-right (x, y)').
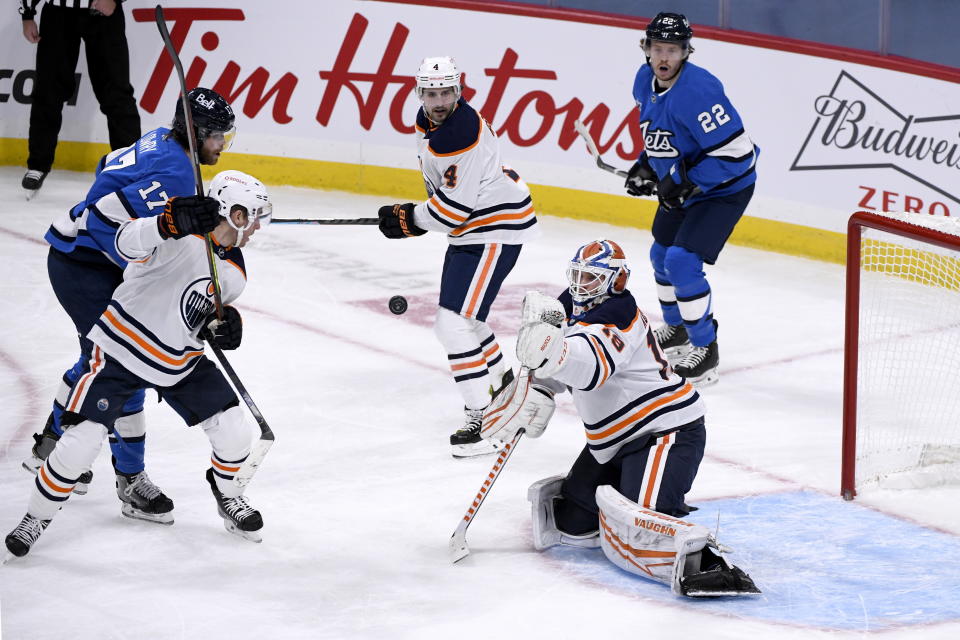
top-left (204, 305), bottom-right (243, 350)
top-left (377, 203), bottom-right (426, 239)
top-left (657, 162), bottom-right (699, 210)
top-left (624, 154), bottom-right (657, 197)
top-left (158, 195), bottom-right (221, 239)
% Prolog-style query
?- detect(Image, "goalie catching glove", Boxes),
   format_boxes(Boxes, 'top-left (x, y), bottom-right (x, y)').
top-left (158, 195), bottom-right (221, 239)
top-left (516, 291), bottom-right (567, 378)
top-left (377, 203), bottom-right (426, 239)
top-left (204, 305), bottom-right (243, 350)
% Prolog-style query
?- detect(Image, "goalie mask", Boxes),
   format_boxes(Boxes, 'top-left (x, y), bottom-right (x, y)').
top-left (567, 240), bottom-right (630, 310)
top-left (207, 170), bottom-right (273, 231)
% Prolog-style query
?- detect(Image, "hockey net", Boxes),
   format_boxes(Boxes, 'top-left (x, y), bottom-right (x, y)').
top-left (842, 211), bottom-right (960, 499)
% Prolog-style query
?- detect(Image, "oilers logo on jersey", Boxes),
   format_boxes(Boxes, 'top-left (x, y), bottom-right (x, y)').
top-left (180, 278), bottom-right (216, 330)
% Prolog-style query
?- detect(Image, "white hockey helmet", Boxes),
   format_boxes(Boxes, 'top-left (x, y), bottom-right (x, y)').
top-left (415, 56), bottom-right (461, 99)
top-left (207, 170), bottom-right (273, 231)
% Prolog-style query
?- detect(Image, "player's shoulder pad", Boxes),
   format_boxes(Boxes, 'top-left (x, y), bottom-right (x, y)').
top-left (426, 99), bottom-right (483, 157)
top-left (578, 291), bottom-right (640, 331)
top-left (632, 64), bottom-right (653, 101)
top-left (217, 244), bottom-right (247, 279)
top-left (675, 62), bottom-right (726, 102)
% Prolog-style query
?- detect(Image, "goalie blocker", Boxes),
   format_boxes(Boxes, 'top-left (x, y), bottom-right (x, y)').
top-left (529, 481), bottom-right (759, 597)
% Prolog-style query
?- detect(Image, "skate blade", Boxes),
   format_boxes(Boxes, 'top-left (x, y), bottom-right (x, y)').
top-left (663, 344), bottom-right (692, 359)
top-left (683, 587), bottom-right (761, 597)
top-left (687, 368), bottom-right (719, 388)
top-left (24, 189), bottom-right (40, 201)
top-left (2, 551), bottom-right (18, 565)
top-left (72, 482), bottom-right (90, 496)
top-left (21, 458), bottom-right (42, 475)
top-left (121, 503), bottom-right (174, 526)
top-left (223, 519), bottom-right (262, 543)
top-left (451, 440), bottom-right (502, 459)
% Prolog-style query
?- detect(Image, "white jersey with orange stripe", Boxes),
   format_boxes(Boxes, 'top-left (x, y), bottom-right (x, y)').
top-left (86, 216), bottom-right (247, 387)
top-left (412, 99), bottom-right (540, 246)
top-left (546, 290), bottom-right (705, 464)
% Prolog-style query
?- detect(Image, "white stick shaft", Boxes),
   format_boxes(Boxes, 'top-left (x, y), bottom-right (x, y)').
top-left (449, 428), bottom-right (525, 563)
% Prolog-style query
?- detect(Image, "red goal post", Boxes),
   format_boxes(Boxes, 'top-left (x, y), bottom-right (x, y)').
top-left (843, 211), bottom-right (960, 499)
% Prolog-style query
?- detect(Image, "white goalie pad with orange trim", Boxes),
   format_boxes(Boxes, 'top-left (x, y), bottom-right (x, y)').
top-left (596, 484), bottom-right (709, 595)
top-left (481, 369), bottom-right (556, 441)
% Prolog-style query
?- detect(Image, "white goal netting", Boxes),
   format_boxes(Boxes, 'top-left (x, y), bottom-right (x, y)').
top-left (854, 211), bottom-right (960, 490)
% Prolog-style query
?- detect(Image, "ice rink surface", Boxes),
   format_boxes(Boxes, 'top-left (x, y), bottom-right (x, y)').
top-left (1, 167), bottom-right (959, 639)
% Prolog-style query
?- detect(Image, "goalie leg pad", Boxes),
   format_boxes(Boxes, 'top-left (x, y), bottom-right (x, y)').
top-left (596, 484), bottom-right (710, 594)
top-left (528, 475), bottom-right (601, 550)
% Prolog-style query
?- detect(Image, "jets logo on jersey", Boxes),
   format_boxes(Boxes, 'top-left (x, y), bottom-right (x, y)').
top-left (180, 278), bottom-right (215, 330)
top-left (640, 121), bottom-right (680, 158)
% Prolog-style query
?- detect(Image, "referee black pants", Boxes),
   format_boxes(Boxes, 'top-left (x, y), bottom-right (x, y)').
top-left (28, 3), bottom-right (141, 172)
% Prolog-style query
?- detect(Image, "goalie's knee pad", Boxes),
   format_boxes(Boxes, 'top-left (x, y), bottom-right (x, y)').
top-left (528, 475), bottom-right (600, 551)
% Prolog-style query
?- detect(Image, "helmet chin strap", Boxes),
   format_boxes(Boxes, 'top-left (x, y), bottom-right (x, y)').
top-left (570, 293), bottom-right (611, 320)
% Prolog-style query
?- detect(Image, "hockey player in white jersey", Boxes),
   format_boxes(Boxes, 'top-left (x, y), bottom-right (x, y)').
top-left (481, 239), bottom-right (759, 596)
top-left (4, 171), bottom-right (273, 559)
top-left (376, 56), bottom-right (539, 458)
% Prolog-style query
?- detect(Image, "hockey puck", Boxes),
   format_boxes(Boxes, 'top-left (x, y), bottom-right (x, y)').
top-left (388, 295), bottom-right (408, 315)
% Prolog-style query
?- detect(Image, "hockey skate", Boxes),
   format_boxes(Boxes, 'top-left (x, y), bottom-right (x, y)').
top-left (450, 407), bottom-right (501, 458)
top-left (679, 542), bottom-right (761, 597)
top-left (673, 341), bottom-right (719, 387)
top-left (22, 416), bottom-right (94, 495)
top-left (653, 323), bottom-right (691, 358)
top-left (4, 514), bottom-right (51, 560)
top-left (489, 368), bottom-right (515, 397)
top-left (22, 169), bottom-right (48, 200)
top-left (116, 471), bottom-right (174, 525)
top-left (206, 468), bottom-right (263, 543)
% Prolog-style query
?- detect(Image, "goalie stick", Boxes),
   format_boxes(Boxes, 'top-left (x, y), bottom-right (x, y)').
top-left (450, 374), bottom-right (530, 563)
top-left (201, 329), bottom-right (275, 488)
top-left (272, 217), bottom-right (378, 225)
top-left (154, 4), bottom-right (224, 321)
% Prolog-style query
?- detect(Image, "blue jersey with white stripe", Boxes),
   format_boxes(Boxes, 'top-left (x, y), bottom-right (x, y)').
top-left (45, 128), bottom-right (196, 267)
top-left (632, 61), bottom-right (759, 204)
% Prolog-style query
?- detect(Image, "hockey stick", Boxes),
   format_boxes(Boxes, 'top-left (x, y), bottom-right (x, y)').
top-left (201, 329), bottom-right (275, 488)
top-left (154, 5), bottom-right (224, 321)
top-left (272, 218), bottom-right (378, 225)
top-left (450, 420), bottom-right (526, 563)
top-left (573, 119), bottom-right (629, 178)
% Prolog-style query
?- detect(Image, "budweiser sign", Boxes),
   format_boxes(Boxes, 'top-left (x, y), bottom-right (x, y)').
top-left (792, 70), bottom-right (960, 205)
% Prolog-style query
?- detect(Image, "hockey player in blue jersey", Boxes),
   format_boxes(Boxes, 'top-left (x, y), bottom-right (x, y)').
top-left (25, 87), bottom-right (235, 524)
top-left (625, 12), bottom-right (759, 385)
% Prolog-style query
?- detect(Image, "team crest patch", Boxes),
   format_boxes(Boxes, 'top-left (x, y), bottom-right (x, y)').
top-left (180, 277), bottom-right (216, 330)
top-left (97, 398), bottom-right (109, 412)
